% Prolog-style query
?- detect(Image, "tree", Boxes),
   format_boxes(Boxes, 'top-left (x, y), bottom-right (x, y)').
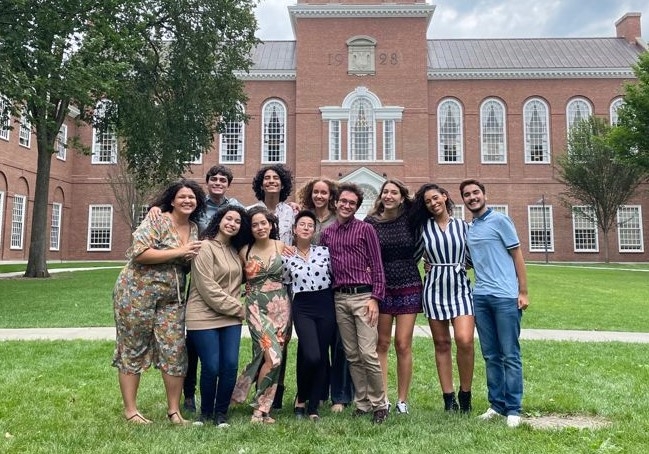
top-left (0, 0), bottom-right (258, 277)
top-left (556, 116), bottom-right (647, 262)
top-left (612, 52), bottom-right (649, 171)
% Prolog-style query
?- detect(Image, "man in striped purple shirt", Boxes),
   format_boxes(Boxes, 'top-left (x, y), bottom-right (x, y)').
top-left (320, 182), bottom-right (388, 424)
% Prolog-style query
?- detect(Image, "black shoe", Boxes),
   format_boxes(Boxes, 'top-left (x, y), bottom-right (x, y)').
top-left (272, 385), bottom-right (285, 409)
top-left (214, 412), bottom-right (230, 427)
top-left (458, 390), bottom-right (472, 413)
top-left (353, 408), bottom-right (369, 417)
top-left (443, 392), bottom-right (459, 412)
top-left (294, 406), bottom-right (306, 420)
top-left (183, 396), bottom-right (196, 413)
top-left (372, 408), bottom-right (388, 424)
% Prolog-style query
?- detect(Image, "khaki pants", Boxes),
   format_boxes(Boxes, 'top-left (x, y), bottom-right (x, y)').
top-left (334, 292), bottom-right (387, 412)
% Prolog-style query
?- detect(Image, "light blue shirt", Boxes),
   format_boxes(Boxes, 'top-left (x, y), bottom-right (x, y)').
top-left (199, 196), bottom-right (242, 233)
top-left (466, 208), bottom-right (520, 298)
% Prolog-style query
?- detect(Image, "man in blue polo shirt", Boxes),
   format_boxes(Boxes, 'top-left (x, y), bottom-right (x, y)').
top-left (459, 179), bottom-right (529, 428)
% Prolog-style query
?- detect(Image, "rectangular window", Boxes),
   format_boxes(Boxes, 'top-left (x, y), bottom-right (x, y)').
top-left (490, 205), bottom-right (509, 216)
top-left (383, 120), bottom-right (395, 160)
top-left (0, 96), bottom-right (9, 141)
top-left (453, 204), bottom-right (465, 220)
top-left (0, 191), bottom-right (5, 248)
top-left (50, 202), bottom-right (62, 251)
top-left (91, 128), bottom-right (117, 163)
top-left (188, 153), bottom-right (203, 165)
top-left (219, 121), bottom-right (244, 163)
top-left (10, 194), bottom-right (27, 249)
top-left (19, 110), bottom-right (31, 148)
top-left (617, 206), bottom-right (644, 252)
top-left (528, 205), bottom-right (554, 253)
top-left (132, 204), bottom-right (149, 226)
top-left (328, 120), bottom-right (341, 160)
top-left (87, 205), bottom-right (113, 251)
top-left (56, 124), bottom-right (67, 161)
top-left (572, 206), bottom-right (598, 252)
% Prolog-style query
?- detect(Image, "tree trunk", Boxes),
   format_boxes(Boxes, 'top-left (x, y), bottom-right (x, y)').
top-left (24, 138), bottom-right (53, 278)
top-left (602, 229), bottom-right (610, 264)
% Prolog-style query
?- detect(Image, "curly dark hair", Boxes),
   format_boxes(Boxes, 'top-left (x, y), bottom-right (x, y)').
top-left (205, 165), bottom-right (234, 185)
top-left (367, 179), bottom-right (413, 217)
top-left (201, 205), bottom-right (251, 251)
top-left (296, 178), bottom-right (338, 213)
top-left (251, 164), bottom-right (293, 202)
top-left (336, 182), bottom-right (364, 208)
top-left (149, 179), bottom-right (206, 224)
top-left (247, 205), bottom-right (280, 242)
top-left (408, 183), bottom-right (455, 233)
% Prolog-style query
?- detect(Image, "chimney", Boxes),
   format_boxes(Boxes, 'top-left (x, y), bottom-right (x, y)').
top-left (615, 12), bottom-right (642, 45)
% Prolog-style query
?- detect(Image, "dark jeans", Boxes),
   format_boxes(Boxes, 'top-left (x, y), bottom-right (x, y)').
top-left (293, 289), bottom-right (336, 414)
top-left (187, 325), bottom-right (242, 417)
top-left (183, 335), bottom-right (198, 399)
top-left (329, 326), bottom-right (354, 405)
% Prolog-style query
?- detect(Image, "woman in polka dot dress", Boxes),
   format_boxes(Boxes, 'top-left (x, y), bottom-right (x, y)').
top-left (282, 210), bottom-right (336, 421)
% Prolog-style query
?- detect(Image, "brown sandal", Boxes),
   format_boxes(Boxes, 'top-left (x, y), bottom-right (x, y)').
top-left (125, 412), bottom-right (151, 424)
top-left (167, 411), bottom-right (189, 425)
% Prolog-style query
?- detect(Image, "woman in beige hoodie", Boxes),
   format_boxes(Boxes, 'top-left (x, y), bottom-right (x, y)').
top-left (185, 205), bottom-right (251, 427)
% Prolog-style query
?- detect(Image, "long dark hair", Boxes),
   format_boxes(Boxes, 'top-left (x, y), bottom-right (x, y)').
top-left (247, 205), bottom-right (280, 242)
top-left (367, 179), bottom-right (413, 217)
top-left (149, 179), bottom-right (206, 224)
top-left (201, 205), bottom-right (251, 251)
top-left (251, 164), bottom-right (294, 202)
top-left (408, 183), bottom-right (454, 232)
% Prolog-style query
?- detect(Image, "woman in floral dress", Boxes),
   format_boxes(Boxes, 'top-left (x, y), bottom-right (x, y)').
top-left (231, 206), bottom-right (290, 423)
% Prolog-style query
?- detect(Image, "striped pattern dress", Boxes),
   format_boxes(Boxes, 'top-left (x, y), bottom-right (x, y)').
top-left (416, 217), bottom-right (473, 320)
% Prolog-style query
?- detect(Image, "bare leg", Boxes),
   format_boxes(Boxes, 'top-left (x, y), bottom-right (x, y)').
top-left (394, 313), bottom-right (417, 402)
top-left (162, 372), bottom-right (187, 424)
top-left (451, 315), bottom-right (475, 392)
top-left (118, 371), bottom-right (151, 423)
top-left (428, 319), bottom-right (454, 393)
top-left (376, 313), bottom-right (393, 399)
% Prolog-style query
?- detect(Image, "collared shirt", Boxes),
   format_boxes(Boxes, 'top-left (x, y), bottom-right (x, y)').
top-left (320, 217), bottom-right (386, 302)
top-left (199, 195), bottom-right (242, 232)
top-left (249, 201), bottom-right (296, 245)
top-left (282, 245), bottom-right (332, 294)
top-left (467, 208), bottom-right (520, 298)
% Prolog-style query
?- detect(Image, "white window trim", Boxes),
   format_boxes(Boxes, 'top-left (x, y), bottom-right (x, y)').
top-left (490, 205), bottom-right (509, 216)
top-left (480, 98), bottom-right (507, 164)
top-left (571, 205), bottom-right (599, 253)
top-left (91, 100), bottom-right (117, 164)
top-left (383, 119), bottom-right (396, 161)
top-left (50, 202), bottom-right (62, 251)
top-left (566, 97), bottom-right (593, 132)
top-left (328, 120), bottom-right (341, 161)
top-left (437, 98), bottom-right (464, 164)
top-left (19, 109), bottom-right (31, 148)
top-left (527, 204), bottom-right (554, 253)
top-left (10, 194), bottom-right (27, 250)
top-left (617, 205), bottom-right (644, 253)
top-left (610, 97), bottom-right (624, 126)
top-left (453, 204), bottom-right (465, 221)
top-left (523, 98), bottom-right (551, 164)
top-left (261, 99), bottom-right (287, 164)
top-left (219, 119), bottom-right (245, 164)
top-left (347, 97), bottom-right (376, 161)
top-left (56, 124), bottom-right (67, 161)
top-left (87, 204), bottom-right (113, 251)
top-left (0, 96), bottom-right (10, 141)
top-left (0, 191), bottom-right (5, 249)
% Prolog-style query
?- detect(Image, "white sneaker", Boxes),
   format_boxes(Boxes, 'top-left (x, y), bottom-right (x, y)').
top-left (478, 408), bottom-right (501, 420)
top-left (506, 415), bottom-right (522, 428)
top-left (395, 401), bottom-right (409, 414)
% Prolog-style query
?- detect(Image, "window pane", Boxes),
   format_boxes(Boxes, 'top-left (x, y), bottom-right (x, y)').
top-left (349, 98), bottom-right (374, 160)
top-left (11, 195), bottom-right (26, 249)
top-left (528, 205), bottom-right (554, 252)
top-left (524, 100), bottom-right (549, 163)
top-left (383, 120), bottom-right (395, 160)
top-left (438, 100), bottom-right (462, 163)
top-left (220, 121), bottom-right (244, 163)
top-left (617, 206), bottom-right (644, 252)
top-left (329, 120), bottom-right (340, 160)
top-left (572, 206), bottom-right (598, 252)
top-left (263, 101), bottom-right (286, 163)
top-left (88, 205), bottom-right (113, 250)
top-left (50, 203), bottom-right (62, 251)
top-left (481, 100), bottom-right (505, 162)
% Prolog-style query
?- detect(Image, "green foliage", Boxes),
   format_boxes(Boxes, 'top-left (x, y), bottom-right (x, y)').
top-left (556, 116), bottom-right (647, 261)
top-left (613, 52), bottom-right (649, 171)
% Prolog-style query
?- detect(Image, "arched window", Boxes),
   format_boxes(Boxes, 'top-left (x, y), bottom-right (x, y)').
top-left (349, 97), bottom-right (375, 160)
top-left (480, 98), bottom-right (506, 163)
top-left (262, 100), bottom-right (286, 163)
top-left (437, 99), bottom-right (463, 163)
top-left (523, 98), bottom-right (550, 163)
top-left (610, 98), bottom-right (624, 126)
top-left (566, 98), bottom-right (592, 132)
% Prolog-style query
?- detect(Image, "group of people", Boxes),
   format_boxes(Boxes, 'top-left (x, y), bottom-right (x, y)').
top-left (111, 163), bottom-right (529, 429)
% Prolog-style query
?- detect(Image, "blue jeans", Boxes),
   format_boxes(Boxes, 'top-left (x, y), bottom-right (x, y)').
top-left (187, 325), bottom-right (242, 417)
top-left (473, 294), bottom-right (523, 416)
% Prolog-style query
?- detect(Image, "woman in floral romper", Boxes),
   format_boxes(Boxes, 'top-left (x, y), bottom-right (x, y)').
top-left (231, 207), bottom-right (290, 423)
top-left (112, 180), bottom-right (205, 425)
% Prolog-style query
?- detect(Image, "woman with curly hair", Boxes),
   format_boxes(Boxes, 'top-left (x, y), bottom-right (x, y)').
top-left (185, 205), bottom-right (251, 427)
top-left (409, 183), bottom-right (474, 413)
top-left (231, 206), bottom-right (291, 423)
top-left (112, 179), bottom-right (205, 425)
top-left (365, 179), bottom-right (423, 415)
top-left (296, 177), bottom-right (338, 243)
top-left (251, 164), bottom-right (296, 245)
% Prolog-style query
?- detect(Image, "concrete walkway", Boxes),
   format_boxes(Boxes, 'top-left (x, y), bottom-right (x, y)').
top-left (2, 325), bottom-right (649, 343)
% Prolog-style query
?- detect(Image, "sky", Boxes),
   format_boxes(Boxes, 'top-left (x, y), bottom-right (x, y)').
top-left (254, 0), bottom-right (649, 41)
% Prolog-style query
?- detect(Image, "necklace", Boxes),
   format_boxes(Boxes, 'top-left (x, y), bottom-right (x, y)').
top-left (297, 246), bottom-right (310, 257)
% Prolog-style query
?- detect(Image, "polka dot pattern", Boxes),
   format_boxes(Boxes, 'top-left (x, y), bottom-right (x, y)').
top-left (282, 245), bottom-right (332, 294)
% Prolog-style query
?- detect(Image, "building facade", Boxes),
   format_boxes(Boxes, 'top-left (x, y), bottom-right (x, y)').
top-left (1, 0), bottom-right (647, 262)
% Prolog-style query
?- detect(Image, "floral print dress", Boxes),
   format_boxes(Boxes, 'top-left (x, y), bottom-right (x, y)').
top-left (231, 245), bottom-right (291, 413)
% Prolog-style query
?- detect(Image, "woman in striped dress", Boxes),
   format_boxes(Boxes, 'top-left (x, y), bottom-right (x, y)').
top-left (410, 183), bottom-right (474, 413)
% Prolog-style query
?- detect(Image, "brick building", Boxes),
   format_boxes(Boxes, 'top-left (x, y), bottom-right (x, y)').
top-left (1, 0), bottom-right (647, 262)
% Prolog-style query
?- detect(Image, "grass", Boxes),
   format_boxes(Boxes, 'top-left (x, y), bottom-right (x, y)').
top-left (1, 338), bottom-right (648, 453)
top-left (0, 261), bottom-right (124, 274)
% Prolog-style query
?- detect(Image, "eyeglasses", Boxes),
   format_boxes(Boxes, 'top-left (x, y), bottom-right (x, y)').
top-left (338, 198), bottom-right (358, 207)
top-left (296, 222), bottom-right (315, 229)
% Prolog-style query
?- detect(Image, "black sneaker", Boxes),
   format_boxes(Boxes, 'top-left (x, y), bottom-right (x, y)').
top-left (214, 413), bottom-right (229, 428)
top-left (372, 408), bottom-right (388, 424)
